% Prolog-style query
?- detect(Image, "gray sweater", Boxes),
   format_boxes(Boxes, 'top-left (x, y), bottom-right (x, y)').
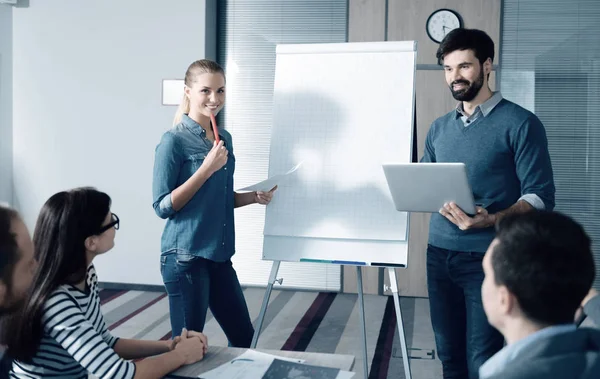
top-left (422, 98), bottom-right (555, 252)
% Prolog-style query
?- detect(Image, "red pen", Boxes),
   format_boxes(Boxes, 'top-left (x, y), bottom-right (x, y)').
top-left (209, 112), bottom-right (220, 144)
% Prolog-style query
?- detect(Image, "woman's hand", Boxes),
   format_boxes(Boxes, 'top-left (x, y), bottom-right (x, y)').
top-left (185, 330), bottom-right (208, 354)
top-left (201, 141), bottom-right (228, 175)
top-left (173, 328), bottom-right (206, 365)
top-left (254, 186), bottom-right (278, 205)
top-left (169, 330), bottom-right (208, 354)
top-left (166, 336), bottom-right (180, 351)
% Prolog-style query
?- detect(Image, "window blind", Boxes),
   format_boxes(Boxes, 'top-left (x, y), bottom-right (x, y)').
top-left (501, 0), bottom-right (600, 288)
top-left (217, 0), bottom-right (348, 290)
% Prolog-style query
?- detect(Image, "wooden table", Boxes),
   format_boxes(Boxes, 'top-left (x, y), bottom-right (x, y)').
top-left (167, 346), bottom-right (355, 377)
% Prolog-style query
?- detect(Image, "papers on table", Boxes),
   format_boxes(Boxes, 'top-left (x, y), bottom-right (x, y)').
top-left (198, 350), bottom-right (303, 379)
top-left (237, 162), bottom-right (303, 192)
top-left (263, 358), bottom-right (355, 379)
top-left (197, 349), bottom-right (355, 379)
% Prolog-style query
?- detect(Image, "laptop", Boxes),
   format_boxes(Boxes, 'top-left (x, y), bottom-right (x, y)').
top-left (382, 162), bottom-right (476, 214)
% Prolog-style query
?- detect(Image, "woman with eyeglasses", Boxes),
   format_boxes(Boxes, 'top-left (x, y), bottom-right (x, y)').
top-left (1, 187), bottom-right (208, 379)
top-left (152, 59), bottom-right (276, 348)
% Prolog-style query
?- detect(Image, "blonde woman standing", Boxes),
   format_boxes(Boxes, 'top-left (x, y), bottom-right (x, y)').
top-left (152, 59), bottom-right (276, 347)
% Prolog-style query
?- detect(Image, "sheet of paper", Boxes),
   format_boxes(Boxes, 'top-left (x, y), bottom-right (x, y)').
top-left (261, 359), bottom-right (355, 379)
top-left (198, 350), bottom-right (304, 379)
top-left (237, 162), bottom-right (302, 192)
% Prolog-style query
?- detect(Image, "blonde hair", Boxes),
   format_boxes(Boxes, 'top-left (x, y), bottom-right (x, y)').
top-left (173, 59), bottom-right (225, 126)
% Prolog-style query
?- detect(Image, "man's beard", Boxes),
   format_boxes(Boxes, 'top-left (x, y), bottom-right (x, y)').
top-left (449, 68), bottom-right (484, 102)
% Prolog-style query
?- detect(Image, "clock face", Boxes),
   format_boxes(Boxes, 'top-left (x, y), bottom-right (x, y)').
top-left (426, 9), bottom-right (462, 43)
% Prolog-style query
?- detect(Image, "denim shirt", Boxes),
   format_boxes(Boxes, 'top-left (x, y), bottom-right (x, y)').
top-left (152, 114), bottom-right (236, 262)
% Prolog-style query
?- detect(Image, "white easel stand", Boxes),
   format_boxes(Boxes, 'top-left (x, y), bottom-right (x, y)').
top-left (251, 262), bottom-right (412, 379)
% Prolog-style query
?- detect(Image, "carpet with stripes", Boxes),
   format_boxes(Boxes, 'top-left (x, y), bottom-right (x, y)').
top-left (99, 287), bottom-right (442, 379)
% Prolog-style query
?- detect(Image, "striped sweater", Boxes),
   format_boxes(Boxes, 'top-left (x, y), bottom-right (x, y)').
top-left (10, 265), bottom-right (136, 378)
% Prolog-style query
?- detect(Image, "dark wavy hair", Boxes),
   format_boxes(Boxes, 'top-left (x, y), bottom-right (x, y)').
top-left (436, 28), bottom-right (495, 65)
top-left (1, 188), bottom-right (111, 362)
top-left (0, 205), bottom-right (20, 307)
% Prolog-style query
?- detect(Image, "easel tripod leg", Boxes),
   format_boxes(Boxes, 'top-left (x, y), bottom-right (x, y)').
top-left (388, 268), bottom-right (412, 379)
top-left (251, 260), bottom-right (281, 348)
top-left (356, 266), bottom-right (369, 379)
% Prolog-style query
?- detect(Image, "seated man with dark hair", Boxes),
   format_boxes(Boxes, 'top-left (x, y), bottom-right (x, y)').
top-left (479, 211), bottom-right (600, 379)
top-left (0, 205), bottom-right (36, 315)
top-left (0, 205), bottom-right (37, 378)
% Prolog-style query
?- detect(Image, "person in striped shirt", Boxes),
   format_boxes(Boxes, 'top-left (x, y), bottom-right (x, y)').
top-left (1, 188), bottom-right (207, 378)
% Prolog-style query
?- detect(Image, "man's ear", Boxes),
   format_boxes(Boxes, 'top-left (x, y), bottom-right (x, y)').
top-left (483, 58), bottom-right (493, 75)
top-left (84, 236), bottom-right (97, 252)
top-left (498, 285), bottom-right (515, 315)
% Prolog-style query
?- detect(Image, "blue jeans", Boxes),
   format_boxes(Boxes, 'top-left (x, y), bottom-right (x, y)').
top-left (160, 252), bottom-right (254, 347)
top-left (427, 244), bottom-right (504, 379)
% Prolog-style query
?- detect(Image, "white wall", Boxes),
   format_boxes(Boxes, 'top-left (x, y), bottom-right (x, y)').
top-left (0, 5), bottom-right (12, 204)
top-left (13, 0), bottom-right (213, 285)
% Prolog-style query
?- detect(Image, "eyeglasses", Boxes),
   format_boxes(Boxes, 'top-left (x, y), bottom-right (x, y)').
top-left (96, 213), bottom-right (120, 235)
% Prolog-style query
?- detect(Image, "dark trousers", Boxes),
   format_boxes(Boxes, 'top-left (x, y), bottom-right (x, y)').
top-left (427, 244), bottom-right (504, 379)
top-left (160, 253), bottom-right (254, 347)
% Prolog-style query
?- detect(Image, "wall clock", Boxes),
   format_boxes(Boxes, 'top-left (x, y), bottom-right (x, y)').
top-left (426, 9), bottom-right (463, 43)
